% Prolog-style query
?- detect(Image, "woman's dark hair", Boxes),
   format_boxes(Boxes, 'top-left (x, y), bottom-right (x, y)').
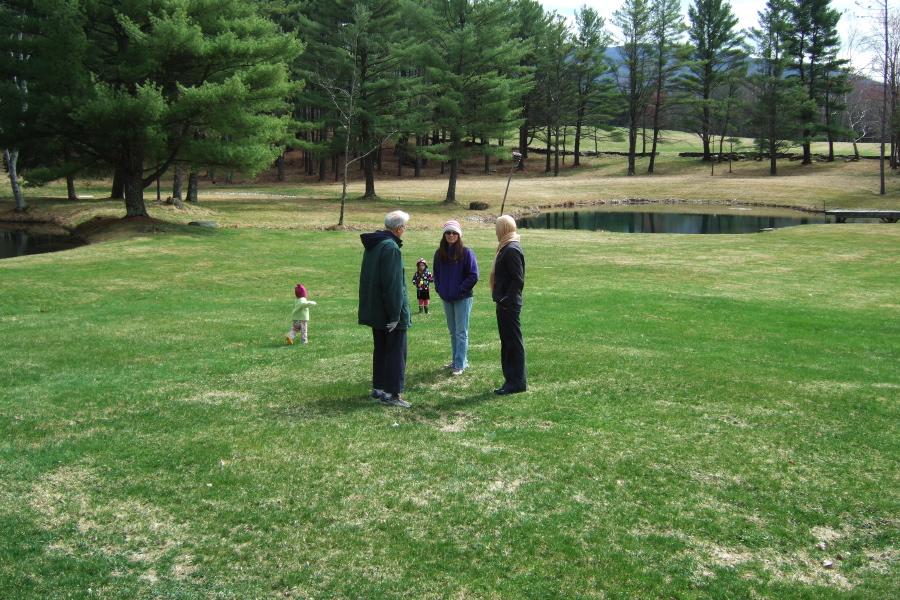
top-left (436, 234), bottom-right (467, 264)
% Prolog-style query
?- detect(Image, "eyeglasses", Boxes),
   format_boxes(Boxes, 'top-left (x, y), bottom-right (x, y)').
top-left (445, 231), bottom-right (459, 236)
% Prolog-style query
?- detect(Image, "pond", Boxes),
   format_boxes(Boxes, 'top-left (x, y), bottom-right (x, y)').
top-left (0, 226), bottom-right (85, 259)
top-left (517, 205), bottom-right (830, 234)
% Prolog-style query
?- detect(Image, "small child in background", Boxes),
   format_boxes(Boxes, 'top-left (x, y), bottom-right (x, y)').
top-left (287, 284), bottom-right (317, 344)
top-left (412, 258), bottom-right (434, 314)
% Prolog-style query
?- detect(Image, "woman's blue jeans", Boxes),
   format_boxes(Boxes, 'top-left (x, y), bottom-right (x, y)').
top-left (442, 296), bottom-right (473, 369)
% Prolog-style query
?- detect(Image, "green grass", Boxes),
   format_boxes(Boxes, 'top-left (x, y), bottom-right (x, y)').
top-left (524, 127), bottom-right (883, 156)
top-left (1, 217), bottom-right (898, 598)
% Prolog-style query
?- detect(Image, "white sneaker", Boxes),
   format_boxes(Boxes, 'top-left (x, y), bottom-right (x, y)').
top-left (451, 368), bottom-right (464, 376)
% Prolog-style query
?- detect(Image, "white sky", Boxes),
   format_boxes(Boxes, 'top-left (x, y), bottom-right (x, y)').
top-left (537, 0), bottom-right (880, 74)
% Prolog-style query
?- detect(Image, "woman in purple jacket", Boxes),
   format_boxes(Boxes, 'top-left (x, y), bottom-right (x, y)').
top-left (433, 220), bottom-right (479, 376)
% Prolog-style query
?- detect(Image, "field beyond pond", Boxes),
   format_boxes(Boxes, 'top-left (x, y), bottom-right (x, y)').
top-left (1, 153), bottom-right (900, 598)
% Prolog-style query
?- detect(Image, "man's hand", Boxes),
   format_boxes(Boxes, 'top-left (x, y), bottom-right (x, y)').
top-left (386, 321), bottom-right (398, 332)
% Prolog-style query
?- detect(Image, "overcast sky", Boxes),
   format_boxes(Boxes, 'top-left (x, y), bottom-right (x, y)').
top-left (537, 0), bottom-right (878, 73)
top-left (537, 0), bottom-right (858, 30)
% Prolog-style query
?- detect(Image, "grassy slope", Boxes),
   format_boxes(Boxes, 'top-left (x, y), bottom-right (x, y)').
top-left (1, 215), bottom-right (898, 598)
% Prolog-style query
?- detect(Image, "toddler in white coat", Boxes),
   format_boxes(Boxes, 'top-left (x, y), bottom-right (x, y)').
top-left (286, 284), bottom-right (317, 344)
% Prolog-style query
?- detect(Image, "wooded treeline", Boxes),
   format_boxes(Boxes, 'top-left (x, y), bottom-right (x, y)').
top-left (0, 0), bottom-right (888, 217)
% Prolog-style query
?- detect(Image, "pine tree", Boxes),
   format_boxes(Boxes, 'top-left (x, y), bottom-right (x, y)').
top-left (748, 0), bottom-right (808, 175)
top-left (0, 0), bottom-right (303, 217)
top-left (647, 0), bottom-right (688, 173)
top-left (298, 0), bottom-right (414, 200)
top-left (571, 7), bottom-right (615, 168)
top-left (787, 0), bottom-right (850, 164)
top-left (534, 14), bottom-right (577, 176)
top-left (613, 0), bottom-right (655, 176)
top-left (680, 0), bottom-right (748, 162)
top-left (512, 0), bottom-right (551, 170)
top-left (408, 0), bottom-right (533, 203)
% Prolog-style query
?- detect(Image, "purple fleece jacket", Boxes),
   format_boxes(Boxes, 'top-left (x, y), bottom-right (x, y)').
top-left (433, 245), bottom-right (479, 301)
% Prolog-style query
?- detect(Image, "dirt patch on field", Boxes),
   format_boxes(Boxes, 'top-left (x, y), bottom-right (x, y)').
top-left (71, 215), bottom-right (172, 244)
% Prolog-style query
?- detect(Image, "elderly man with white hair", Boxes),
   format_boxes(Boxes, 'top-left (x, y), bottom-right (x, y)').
top-left (358, 210), bottom-right (413, 407)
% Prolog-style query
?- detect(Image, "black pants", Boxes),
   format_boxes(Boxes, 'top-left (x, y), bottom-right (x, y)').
top-left (372, 328), bottom-right (407, 395)
top-left (496, 304), bottom-right (526, 392)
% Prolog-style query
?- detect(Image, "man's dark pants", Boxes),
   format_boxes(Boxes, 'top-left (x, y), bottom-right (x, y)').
top-left (372, 328), bottom-right (407, 395)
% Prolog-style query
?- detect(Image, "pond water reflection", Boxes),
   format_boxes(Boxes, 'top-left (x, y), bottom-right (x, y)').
top-left (517, 205), bottom-right (829, 234)
top-left (1, 227), bottom-right (84, 259)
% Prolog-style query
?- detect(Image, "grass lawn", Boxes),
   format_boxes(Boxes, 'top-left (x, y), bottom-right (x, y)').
top-left (1, 210), bottom-right (899, 598)
top-left (2, 151), bottom-right (899, 598)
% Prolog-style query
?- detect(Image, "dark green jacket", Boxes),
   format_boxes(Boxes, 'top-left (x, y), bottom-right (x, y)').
top-left (357, 230), bottom-right (411, 330)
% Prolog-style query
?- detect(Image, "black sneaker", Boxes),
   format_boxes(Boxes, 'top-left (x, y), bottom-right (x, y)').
top-left (380, 393), bottom-right (411, 408)
top-left (369, 389), bottom-right (385, 401)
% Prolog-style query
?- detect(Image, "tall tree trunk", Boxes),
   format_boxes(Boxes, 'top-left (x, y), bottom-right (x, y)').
top-left (825, 97), bottom-right (835, 163)
top-left (801, 132), bottom-right (812, 165)
top-left (648, 126), bottom-right (660, 173)
top-left (362, 152), bottom-right (377, 198)
top-left (648, 91), bottom-right (663, 174)
top-left (768, 137), bottom-right (778, 176)
top-left (123, 159), bottom-right (149, 218)
top-left (3, 148), bottom-right (25, 211)
top-left (627, 126), bottom-right (638, 176)
top-left (66, 174), bottom-right (78, 200)
top-left (186, 168), bottom-right (199, 204)
top-left (414, 135), bottom-right (422, 178)
top-left (111, 168), bottom-right (125, 200)
top-left (518, 124), bottom-right (528, 171)
top-left (545, 125), bottom-right (552, 173)
top-left (277, 152), bottom-right (286, 181)
top-left (553, 130), bottom-right (560, 176)
top-left (445, 135), bottom-right (460, 203)
top-left (574, 102), bottom-right (585, 167)
top-left (701, 104), bottom-right (712, 162)
top-left (445, 159), bottom-right (458, 203)
top-left (173, 163), bottom-right (184, 200)
top-left (338, 124), bottom-right (352, 227)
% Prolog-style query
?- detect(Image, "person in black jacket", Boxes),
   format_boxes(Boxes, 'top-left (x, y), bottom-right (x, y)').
top-left (358, 211), bottom-right (412, 407)
top-left (489, 215), bottom-right (526, 395)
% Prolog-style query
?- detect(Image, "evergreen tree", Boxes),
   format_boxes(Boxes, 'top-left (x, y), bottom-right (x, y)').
top-left (571, 6), bottom-right (615, 167)
top-left (680, 0), bottom-right (748, 162)
top-left (0, 0), bottom-right (85, 209)
top-left (534, 14), bottom-right (577, 176)
top-left (647, 0), bottom-right (688, 173)
top-left (512, 0), bottom-right (550, 170)
top-left (0, 0), bottom-right (303, 218)
top-left (748, 0), bottom-right (808, 175)
top-left (613, 0), bottom-right (655, 176)
top-left (408, 0), bottom-right (533, 203)
top-left (298, 0), bottom-right (413, 199)
top-left (787, 0), bottom-right (850, 164)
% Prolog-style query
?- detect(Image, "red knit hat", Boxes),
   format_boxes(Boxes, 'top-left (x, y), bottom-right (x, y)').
top-left (295, 284), bottom-right (307, 298)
